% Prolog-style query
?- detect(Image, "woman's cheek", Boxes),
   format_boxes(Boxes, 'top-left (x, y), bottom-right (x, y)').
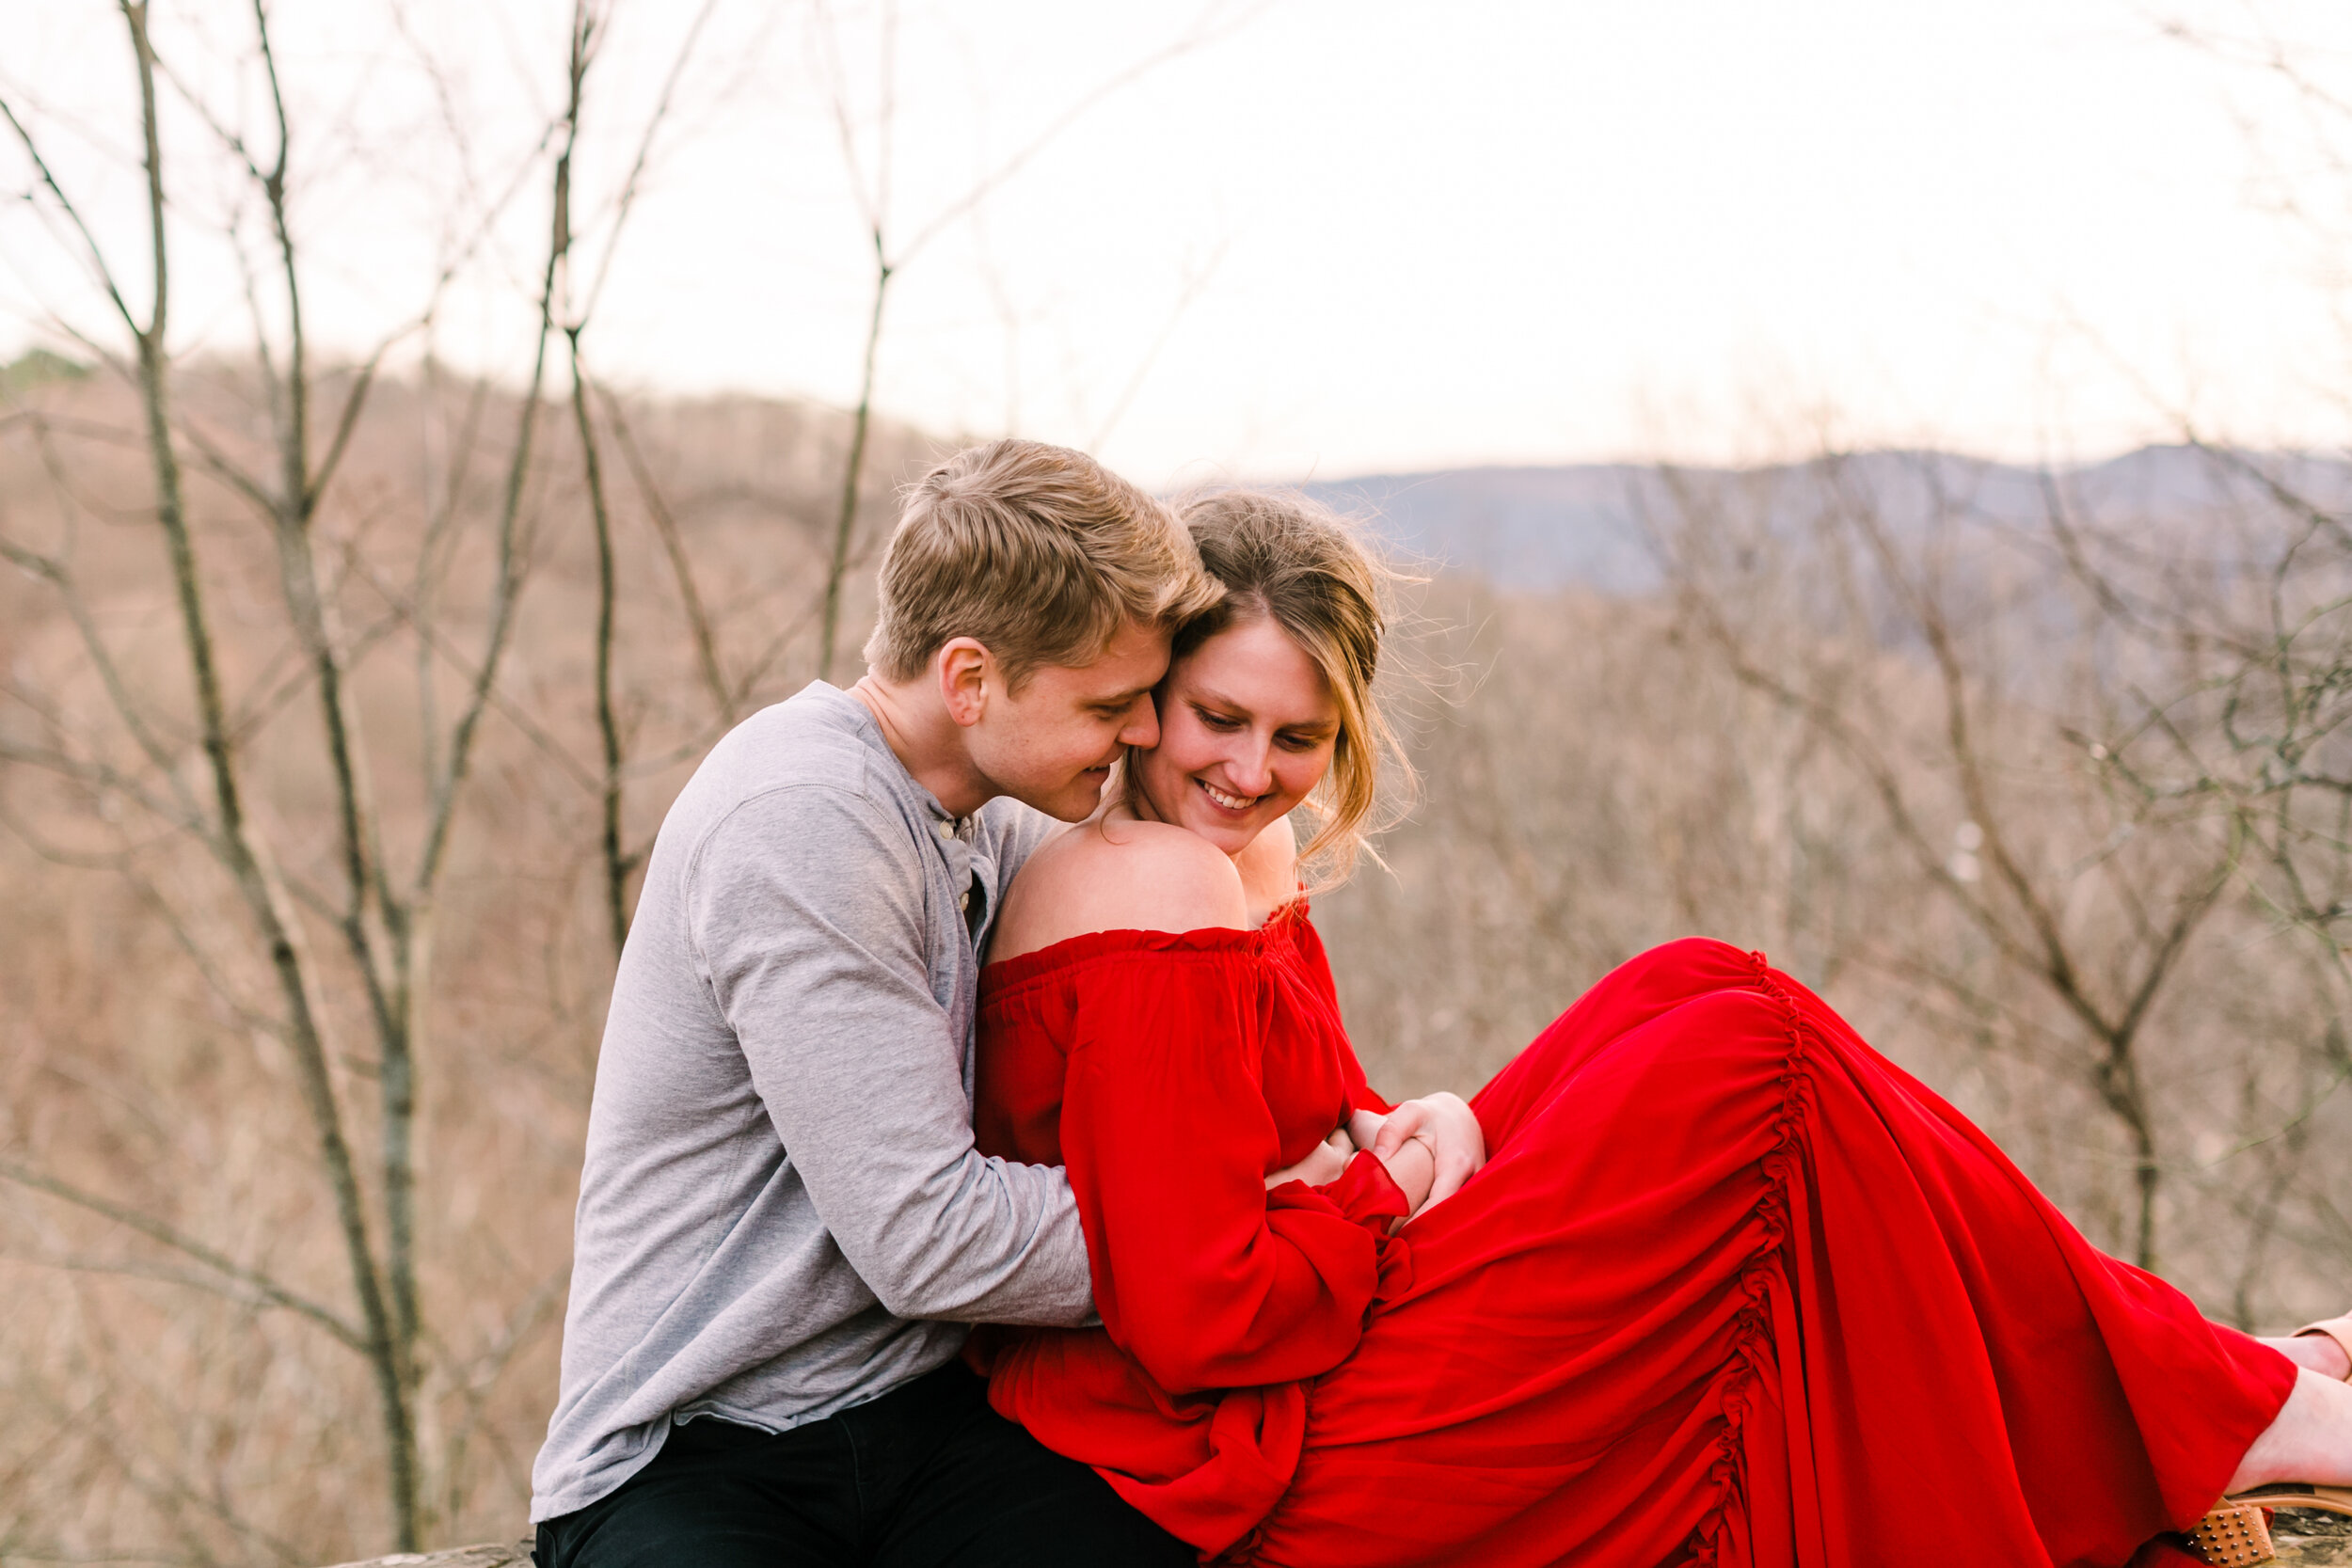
top-left (1309, 746), bottom-right (1339, 788)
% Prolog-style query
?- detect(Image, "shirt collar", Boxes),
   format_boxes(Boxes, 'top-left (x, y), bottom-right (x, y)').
top-left (803, 679), bottom-right (968, 832)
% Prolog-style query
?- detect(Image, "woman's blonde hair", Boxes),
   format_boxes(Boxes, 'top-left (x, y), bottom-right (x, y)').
top-left (1168, 488), bottom-right (1413, 885)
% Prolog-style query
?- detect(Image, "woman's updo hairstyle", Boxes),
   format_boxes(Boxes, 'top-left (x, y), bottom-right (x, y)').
top-left (1171, 488), bottom-right (1414, 886)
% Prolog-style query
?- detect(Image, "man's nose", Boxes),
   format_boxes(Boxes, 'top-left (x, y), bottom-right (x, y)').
top-left (1118, 697), bottom-right (1160, 750)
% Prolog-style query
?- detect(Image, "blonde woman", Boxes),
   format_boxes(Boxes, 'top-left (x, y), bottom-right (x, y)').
top-left (968, 489), bottom-right (2352, 1568)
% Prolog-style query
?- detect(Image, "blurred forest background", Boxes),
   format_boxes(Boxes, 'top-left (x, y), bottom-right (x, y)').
top-left (8, 2), bottom-right (2352, 1564)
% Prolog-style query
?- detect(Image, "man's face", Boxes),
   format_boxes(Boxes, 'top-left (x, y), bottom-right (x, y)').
top-left (965, 619), bottom-right (1170, 821)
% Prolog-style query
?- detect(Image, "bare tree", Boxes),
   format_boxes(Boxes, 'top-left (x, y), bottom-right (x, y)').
top-left (559, 0), bottom-right (721, 958)
top-left (1653, 451), bottom-right (2243, 1269)
top-left (0, 0), bottom-right (664, 1548)
top-left (809, 0), bottom-right (1260, 681)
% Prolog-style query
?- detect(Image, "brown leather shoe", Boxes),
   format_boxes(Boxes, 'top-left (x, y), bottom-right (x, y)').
top-left (2186, 1484), bottom-right (2352, 1566)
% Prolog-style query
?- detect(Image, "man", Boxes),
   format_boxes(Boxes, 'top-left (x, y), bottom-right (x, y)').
top-left (532, 439), bottom-right (1221, 1566)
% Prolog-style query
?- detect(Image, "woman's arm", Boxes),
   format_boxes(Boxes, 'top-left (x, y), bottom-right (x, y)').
top-left (1268, 1121), bottom-right (1437, 1222)
top-left (1264, 1127), bottom-right (1355, 1190)
top-left (1052, 832), bottom-right (1406, 1394)
top-left (1064, 958), bottom-right (1405, 1393)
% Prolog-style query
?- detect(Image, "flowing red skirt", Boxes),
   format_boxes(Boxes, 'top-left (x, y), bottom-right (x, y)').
top-left (1244, 939), bottom-right (2293, 1567)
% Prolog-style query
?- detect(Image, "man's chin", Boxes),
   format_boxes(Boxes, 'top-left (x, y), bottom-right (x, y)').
top-left (1023, 774), bottom-right (1111, 823)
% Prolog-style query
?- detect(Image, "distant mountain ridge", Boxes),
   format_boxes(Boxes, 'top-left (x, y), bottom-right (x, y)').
top-left (1304, 446), bottom-right (2352, 593)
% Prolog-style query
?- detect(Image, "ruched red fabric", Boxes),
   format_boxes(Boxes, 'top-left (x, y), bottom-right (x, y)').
top-left (972, 917), bottom-right (2296, 1567)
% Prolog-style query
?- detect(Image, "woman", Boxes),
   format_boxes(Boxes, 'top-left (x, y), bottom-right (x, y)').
top-left (967, 489), bottom-right (2352, 1568)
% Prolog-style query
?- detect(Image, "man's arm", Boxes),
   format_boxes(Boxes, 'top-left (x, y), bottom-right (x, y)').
top-left (687, 784), bottom-right (1093, 1326)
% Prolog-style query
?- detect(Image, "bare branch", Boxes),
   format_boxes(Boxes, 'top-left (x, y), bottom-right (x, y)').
top-left (569, 333), bottom-right (631, 956)
top-left (417, 0), bottom-right (593, 901)
top-left (170, 417), bottom-right (278, 519)
top-left (0, 1160), bottom-right (365, 1352)
top-left (0, 524), bottom-right (198, 822)
top-left (0, 93), bottom-right (142, 336)
top-left (817, 243), bottom-right (888, 685)
top-left (896, 5), bottom-right (1261, 263)
top-left (104, 8), bottom-right (412, 1545)
top-left (575, 0), bottom-right (723, 323)
top-left (342, 548), bottom-right (600, 796)
top-left (599, 384), bottom-right (734, 722)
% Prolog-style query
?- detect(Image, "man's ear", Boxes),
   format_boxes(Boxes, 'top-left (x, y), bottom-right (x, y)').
top-left (935, 638), bottom-right (993, 728)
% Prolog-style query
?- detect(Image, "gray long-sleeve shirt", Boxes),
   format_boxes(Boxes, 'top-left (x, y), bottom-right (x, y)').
top-left (530, 683), bottom-right (1092, 1522)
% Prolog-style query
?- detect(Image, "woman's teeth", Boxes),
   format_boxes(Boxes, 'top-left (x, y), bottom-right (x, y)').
top-left (1200, 780), bottom-right (1255, 812)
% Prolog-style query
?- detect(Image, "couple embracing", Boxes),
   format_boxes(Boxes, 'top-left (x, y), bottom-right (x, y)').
top-left (530, 440), bottom-right (2352, 1568)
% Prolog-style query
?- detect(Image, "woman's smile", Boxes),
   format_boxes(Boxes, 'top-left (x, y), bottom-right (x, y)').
top-left (1199, 779), bottom-right (1261, 814)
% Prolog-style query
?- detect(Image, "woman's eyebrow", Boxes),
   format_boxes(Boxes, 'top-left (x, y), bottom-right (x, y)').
top-left (1188, 686), bottom-right (1251, 715)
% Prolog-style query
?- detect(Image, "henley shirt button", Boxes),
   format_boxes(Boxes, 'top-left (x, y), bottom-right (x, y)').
top-left (958, 893), bottom-right (970, 911)
top-left (937, 822), bottom-right (953, 839)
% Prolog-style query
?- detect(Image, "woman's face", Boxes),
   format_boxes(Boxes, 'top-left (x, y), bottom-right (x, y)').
top-left (1131, 614), bottom-right (1341, 856)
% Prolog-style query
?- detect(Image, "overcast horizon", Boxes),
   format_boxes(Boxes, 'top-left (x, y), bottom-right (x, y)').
top-left (7, 0), bottom-right (2352, 490)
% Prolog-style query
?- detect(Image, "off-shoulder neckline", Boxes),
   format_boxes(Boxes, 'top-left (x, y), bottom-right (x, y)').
top-left (979, 898), bottom-right (1308, 997)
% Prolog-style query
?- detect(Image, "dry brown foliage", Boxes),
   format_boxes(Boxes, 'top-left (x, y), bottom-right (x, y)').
top-left (0, 363), bottom-right (938, 1563)
top-left (1324, 451), bottom-right (2352, 1330)
top-left (11, 363), bottom-right (2352, 1560)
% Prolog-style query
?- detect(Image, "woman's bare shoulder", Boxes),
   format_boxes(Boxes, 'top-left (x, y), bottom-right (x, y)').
top-left (992, 816), bottom-right (1248, 962)
top-left (1234, 814), bottom-right (1299, 916)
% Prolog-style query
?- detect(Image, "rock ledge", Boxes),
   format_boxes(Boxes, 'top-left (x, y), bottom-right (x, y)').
top-left (323, 1542), bottom-right (532, 1568)
top-left (314, 1524), bottom-right (2352, 1567)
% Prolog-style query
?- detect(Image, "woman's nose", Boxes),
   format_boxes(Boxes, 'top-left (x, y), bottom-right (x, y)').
top-left (1227, 737), bottom-right (1274, 796)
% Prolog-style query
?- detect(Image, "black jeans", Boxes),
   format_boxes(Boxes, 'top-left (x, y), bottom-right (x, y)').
top-left (534, 1362), bottom-right (1193, 1568)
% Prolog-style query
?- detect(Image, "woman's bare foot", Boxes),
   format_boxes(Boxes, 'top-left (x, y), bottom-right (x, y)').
top-left (2231, 1369), bottom-right (2352, 1492)
top-left (2268, 1332), bottom-right (2352, 1382)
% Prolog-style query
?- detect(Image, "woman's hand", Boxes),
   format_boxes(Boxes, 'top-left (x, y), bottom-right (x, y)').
top-left (1263, 1116), bottom-right (1445, 1235)
top-left (1343, 1109), bottom-right (1437, 1226)
top-left (1264, 1126), bottom-right (1356, 1191)
top-left (1369, 1093), bottom-right (1486, 1216)
top-left (1373, 1130), bottom-right (1436, 1229)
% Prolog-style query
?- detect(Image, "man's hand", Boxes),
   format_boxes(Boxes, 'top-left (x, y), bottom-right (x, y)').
top-left (1264, 1126), bottom-right (1356, 1191)
top-left (1368, 1092), bottom-right (1486, 1214)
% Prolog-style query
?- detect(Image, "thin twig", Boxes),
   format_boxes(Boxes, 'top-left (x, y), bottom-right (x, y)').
top-left (0, 1160), bottom-right (365, 1352)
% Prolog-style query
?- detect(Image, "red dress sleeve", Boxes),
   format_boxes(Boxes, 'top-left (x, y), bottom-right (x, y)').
top-left (1059, 943), bottom-right (1405, 1394)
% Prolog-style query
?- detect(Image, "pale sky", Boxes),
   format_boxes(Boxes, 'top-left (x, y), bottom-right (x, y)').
top-left (4, 0), bottom-right (2350, 486)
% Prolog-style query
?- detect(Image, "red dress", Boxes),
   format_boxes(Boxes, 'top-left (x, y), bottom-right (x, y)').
top-left (971, 911), bottom-right (2295, 1567)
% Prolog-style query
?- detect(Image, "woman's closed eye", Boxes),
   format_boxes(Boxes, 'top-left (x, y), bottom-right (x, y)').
top-left (1194, 705), bottom-right (1327, 751)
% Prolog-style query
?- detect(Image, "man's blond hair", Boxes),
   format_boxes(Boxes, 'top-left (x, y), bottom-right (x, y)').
top-left (863, 439), bottom-right (1221, 686)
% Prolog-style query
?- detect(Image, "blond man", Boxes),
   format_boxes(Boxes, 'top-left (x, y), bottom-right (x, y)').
top-left (532, 441), bottom-right (1218, 1567)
